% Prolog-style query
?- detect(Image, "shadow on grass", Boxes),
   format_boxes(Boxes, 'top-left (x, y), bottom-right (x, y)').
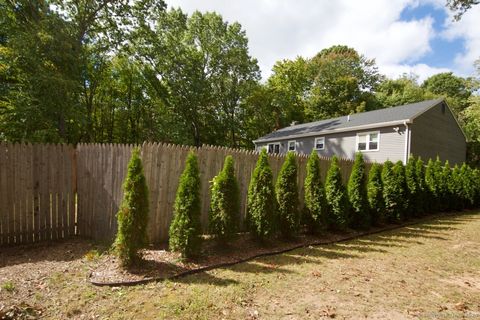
top-left (0, 237), bottom-right (101, 268)
top-left (205, 212), bottom-right (479, 280)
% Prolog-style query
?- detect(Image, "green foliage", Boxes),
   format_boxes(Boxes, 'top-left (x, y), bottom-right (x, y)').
top-left (425, 159), bottom-right (439, 212)
top-left (422, 72), bottom-right (471, 114)
top-left (415, 158), bottom-right (427, 215)
top-left (276, 152), bottom-right (300, 238)
top-left (304, 150), bottom-right (328, 233)
top-left (367, 163), bottom-right (384, 225)
top-left (348, 153), bottom-right (370, 229)
top-left (325, 156), bottom-right (350, 230)
top-left (442, 161), bottom-right (453, 211)
top-left (375, 75), bottom-right (428, 108)
top-left (460, 163), bottom-right (476, 208)
top-left (208, 155), bottom-right (240, 241)
top-left (169, 151), bottom-right (202, 257)
top-left (382, 161), bottom-right (405, 223)
top-left (247, 149), bottom-right (277, 240)
top-left (114, 148), bottom-right (149, 266)
top-left (306, 45), bottom-right (382, 119)
top-left (405, 156), bottom-right (419, 217)
top-left (450, 165), bottom-right (465, 211)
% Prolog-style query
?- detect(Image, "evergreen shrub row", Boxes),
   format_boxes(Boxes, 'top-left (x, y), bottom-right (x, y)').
top-left (115, 148), bottom-right (480, 265)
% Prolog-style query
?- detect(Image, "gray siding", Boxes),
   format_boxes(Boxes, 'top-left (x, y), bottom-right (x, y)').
top-left (256, 125), bottom-right (407, 163)
top-left (410, 102), bottom-right (466, 165)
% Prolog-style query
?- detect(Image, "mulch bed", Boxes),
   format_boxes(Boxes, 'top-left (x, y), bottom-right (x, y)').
top-left (89, 217), bottom-right (438, 286)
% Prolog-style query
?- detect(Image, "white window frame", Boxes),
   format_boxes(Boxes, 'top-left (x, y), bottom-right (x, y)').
top-left (287, 140), bottom-right (296, 152)
top-left (314, 137), bottom-right (325, 150)
top-left (267, 142), bottom-right (281, 154)
top-left (356, 131), bottom-right (380, 152)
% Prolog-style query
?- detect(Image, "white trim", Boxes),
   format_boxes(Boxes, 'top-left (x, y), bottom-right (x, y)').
top-left (356, 131), bottom-right (380, 152)
top-left (287, 140), bottom-right (296, 152)
top-left (314, 137), bottom-right (325, 150)
top-left (253, 119), bottom-right (408, 143)
top-left (404, 122), bottom-right (409, 164)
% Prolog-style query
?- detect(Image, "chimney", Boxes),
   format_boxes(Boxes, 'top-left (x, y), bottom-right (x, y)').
top-left (347, 115), bottom-right (351, 122)
top-left (290, 121), bottom-right (299, 126)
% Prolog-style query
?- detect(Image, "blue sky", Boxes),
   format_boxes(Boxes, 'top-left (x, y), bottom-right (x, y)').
top-left (400, 3), bottom-right (463, 70)
top-left (166, 0), bottom-right (480, 82)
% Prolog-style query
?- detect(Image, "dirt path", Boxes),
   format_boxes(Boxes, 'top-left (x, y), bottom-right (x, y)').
top-left (1, 212), bottom-right (479, 319)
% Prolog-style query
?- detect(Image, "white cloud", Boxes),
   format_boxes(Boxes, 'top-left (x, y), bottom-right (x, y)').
top-left (165, 0), bottom-right (477, 80)
top-left (381, 63), bottom-right (451, 83)
top-left (442, 5), bottom-right (480, 76)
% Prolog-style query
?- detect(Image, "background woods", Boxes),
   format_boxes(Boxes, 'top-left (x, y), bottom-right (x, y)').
top-left (0, 1), bottom-right (479, 162)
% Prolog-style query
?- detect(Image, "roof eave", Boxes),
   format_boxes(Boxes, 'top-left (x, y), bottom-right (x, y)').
top-left (253, 119), bottom-right (412, 144)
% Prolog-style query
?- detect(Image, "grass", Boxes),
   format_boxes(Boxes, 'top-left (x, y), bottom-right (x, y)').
top-left (1, 281), bottom-right (15, 293)
top-left (1, 212), bottom-right (480, 319)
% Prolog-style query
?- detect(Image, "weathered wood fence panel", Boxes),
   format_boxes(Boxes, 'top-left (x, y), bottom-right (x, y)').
top-left (1, 142), bottom-right (364, 246)
top-left (0, 143), bottom-right (75, 245)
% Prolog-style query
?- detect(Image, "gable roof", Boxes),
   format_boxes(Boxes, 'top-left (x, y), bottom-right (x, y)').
top-left (254, 98), bottom-right (445, 143)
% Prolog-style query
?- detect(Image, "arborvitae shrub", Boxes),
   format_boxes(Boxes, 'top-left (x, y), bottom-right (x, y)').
top-left (348, 152), bottom-right (370, 229)
top-left (405, 156), bottom-right (418, 217)
top-left (393, 161), bottom-right (407, 221)
top-left (425, 159), bottom-right (438, 212)
top-left (325, 156), bottom-right (349, 230)
top-left (169, 151), bottom-right (202, 258)
top-left (276, 152), bottom-right (300, 238)
top-left (304, 150), bottom-right (328, 233)
top-left (442, 161), bottom-right (453, 211)
top-left (473, 169), bottom-right (480, 207)
top-left (415, 157), bottom-right (427, 215)
top-left (367, 163), bottom-right (384, 225)
top-left (209, 155), bottom-right (240, 241)
top-left (247, 149), bottom-right (277, 240)
top-left (461, 163), bottom-right (475, 208)
top-left (382, 160), bottom-right (403, 223)
top-left (451, 165), bottom-right (464, 211)
top-left (435, 158), bottom-right (448, 211)
top-left (114, 148), bottom-right (149, 267)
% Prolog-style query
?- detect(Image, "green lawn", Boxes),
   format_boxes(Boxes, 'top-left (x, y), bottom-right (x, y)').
top-left (1, 212), bottom-right (480, 319)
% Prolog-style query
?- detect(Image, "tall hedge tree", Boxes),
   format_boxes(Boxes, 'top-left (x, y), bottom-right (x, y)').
top-left (367, 163), bottom-right (384, 225)
top-left (276, 152), bottom-right (300, 238)
top-left (450, 165), bottom-right (464, 211)
top-left (425, 159), bottom-right (438, 213)
top-left (382, 160), bottom-right (403, 223)
top-left (348, 153), bottom-right (370, 229)
top-left (460, 163), bottom-right (476, 208)
top-left (442, 161), bottom-right (453, 211)
top-left (114, 148), bottom-right (149, 267)
top-left (247, 149), bottom-right (277, 240)
top-left (393, 161), bottom-right (408, 221)
top-left (325, 156), bottom-right (350, 230)
top-left (304, 150), bottom-right (328, 233)
top-left (209, 155), bottom-right (240, 241)
top-left (415, 157), bottom-right (427, 216)
top-left (405, 156), bottom-right (418, 217)
top-left (169, 151), bottom-right (202, 257)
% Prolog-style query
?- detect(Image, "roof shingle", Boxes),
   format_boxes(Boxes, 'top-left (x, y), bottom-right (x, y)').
top-left (254, 98), bottom-right (444, 143)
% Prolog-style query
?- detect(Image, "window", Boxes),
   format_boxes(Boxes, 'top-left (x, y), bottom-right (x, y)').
top-left (288, 140), bottom-right (296, 151)
top-left (356, 131), bottom-right (379, 151)
top-left (314, 137), bottom-right (325, 150)
top-left (267, 142), bottom-right (280, 154)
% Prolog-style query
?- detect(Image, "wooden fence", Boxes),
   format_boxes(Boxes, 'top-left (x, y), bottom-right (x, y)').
top-left (0, 143), bottom-right (76, 246)
top-left (1, 142), bottom-right (361, 245)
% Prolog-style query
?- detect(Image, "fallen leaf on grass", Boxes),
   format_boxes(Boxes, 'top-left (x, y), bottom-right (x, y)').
top-left (311, 271), bottom-right (322, 277)
top-left (454, 302), bottom-right (468, 311)
top-left (321, 305), bottom-right (336, 318)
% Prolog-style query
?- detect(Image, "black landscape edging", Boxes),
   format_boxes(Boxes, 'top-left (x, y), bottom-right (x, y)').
top-left (89, 212), bottom-right (463, 287)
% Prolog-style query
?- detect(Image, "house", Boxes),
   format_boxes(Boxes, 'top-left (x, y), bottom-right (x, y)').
top-left (253, 98), bottom-right (467, 165)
